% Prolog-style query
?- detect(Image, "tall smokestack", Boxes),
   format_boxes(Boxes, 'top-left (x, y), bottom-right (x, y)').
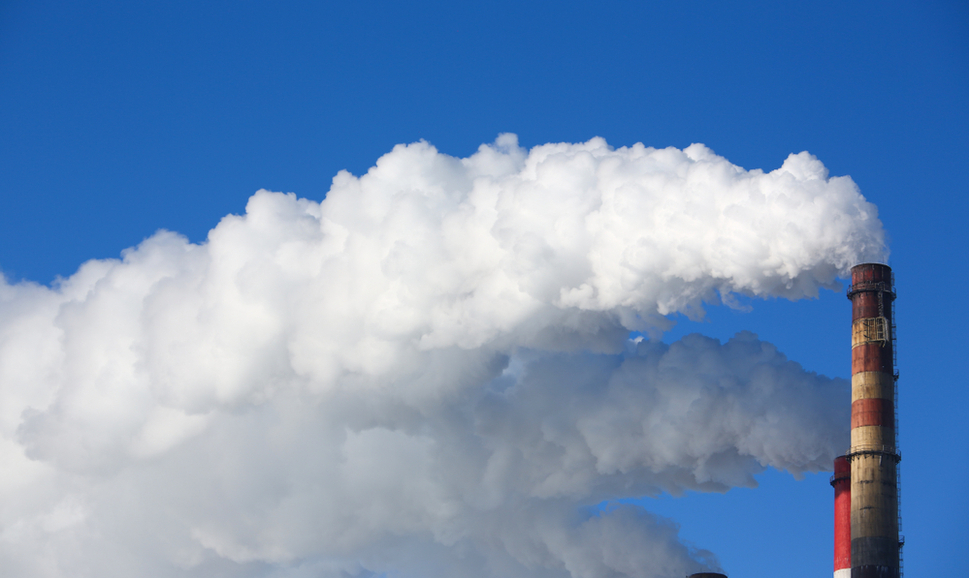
top-left (832, 455), bottom-right (851, 578)
top-left (847, 263), bottom-right (900, 578)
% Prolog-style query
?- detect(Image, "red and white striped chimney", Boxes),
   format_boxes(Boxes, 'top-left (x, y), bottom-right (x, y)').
top-left (832, 455), bottom-right (851, 578)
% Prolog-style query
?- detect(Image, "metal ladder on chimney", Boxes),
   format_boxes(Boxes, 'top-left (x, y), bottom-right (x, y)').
top-left (882, 273), bottom-right (904, 578)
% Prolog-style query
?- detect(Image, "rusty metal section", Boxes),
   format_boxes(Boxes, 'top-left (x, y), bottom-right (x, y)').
top-left (851, 398), bottom-right (894, 429)
top-left (851, 292), bottom-right (894, 321)
top-left (851, 293), bottom-right (888, 321)
top-left (851, 343), bottom-right (894, 374)
top-left (848, 263), bottom-right (895, 292)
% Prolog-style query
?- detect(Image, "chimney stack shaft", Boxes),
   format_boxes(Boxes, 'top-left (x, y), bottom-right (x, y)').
top-left (846, 263), bottom-right (900, 578)
top-left (832, 455), bottom-right (851, 578)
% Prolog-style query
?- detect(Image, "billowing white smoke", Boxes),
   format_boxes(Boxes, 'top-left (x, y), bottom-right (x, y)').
top-left (0, 135), bottom-right (884, 577)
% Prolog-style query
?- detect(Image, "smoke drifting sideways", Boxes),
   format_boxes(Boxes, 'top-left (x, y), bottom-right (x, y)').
top-left (0, 135), bottom-right (885, 577)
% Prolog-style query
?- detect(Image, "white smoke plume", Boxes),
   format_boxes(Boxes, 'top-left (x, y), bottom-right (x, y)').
top-left (0, 135), bottom-right (885, 577)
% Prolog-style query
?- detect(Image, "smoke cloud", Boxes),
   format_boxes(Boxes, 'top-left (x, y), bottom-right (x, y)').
top-left (0, 135), bottom-right (884, 577)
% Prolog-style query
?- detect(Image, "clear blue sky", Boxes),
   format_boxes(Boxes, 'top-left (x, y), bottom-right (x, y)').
top-left (0, 1), bottom-right (965, 576)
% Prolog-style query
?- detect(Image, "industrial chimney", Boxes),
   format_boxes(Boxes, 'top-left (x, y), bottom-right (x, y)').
top-left (832, 455), bottom-right (851, 578)
top-left (846, 263), bottom-right (901, 578)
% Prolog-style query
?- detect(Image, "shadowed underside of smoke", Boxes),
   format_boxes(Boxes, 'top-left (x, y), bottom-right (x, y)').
top-left (0, 135), bottom-right (881, 577)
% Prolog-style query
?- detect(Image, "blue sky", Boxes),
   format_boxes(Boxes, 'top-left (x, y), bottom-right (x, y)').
top-left (0, 1), bottom-right (966, 577)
